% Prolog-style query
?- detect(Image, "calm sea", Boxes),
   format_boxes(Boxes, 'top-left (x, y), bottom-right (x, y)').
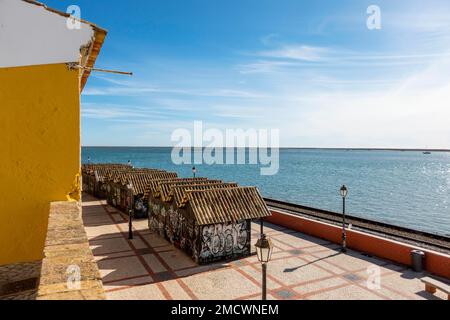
top-left (82, 147), bottom-right (450, 236)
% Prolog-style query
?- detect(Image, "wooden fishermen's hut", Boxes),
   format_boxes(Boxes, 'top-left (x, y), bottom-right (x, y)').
top-left (163, 183), bottom-right (239, 248)
top-left (177, 187), bottom-right (271, 264)
top-left (81, 164), bottom-right (131, 197)
top-left (147, 178), bottom-right (216, 235)
top-left (121, 171), bottom-right (178, 218)
top-left (105, 170), bottom-right (135, 207)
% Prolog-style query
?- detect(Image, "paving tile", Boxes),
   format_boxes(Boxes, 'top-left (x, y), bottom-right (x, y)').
top-left (343, 273), bottom-right (364, 282)
top-left (128, 237), bottom-right (148, 250)
top-left (269, 239), bottom-right (293, 251)
top-left (103, 275), bottom-right (154, 292)
top-left (181, 269), bottom-right (260, 300)
top-left (90, 237), bottom-right (132, 256)
top-left (140, 233), bottom-right (171, 248)
top-left (98, 256), bottom-right (148, 283)
top-left (373, 286), bottom-right (412, 300)
top-left (270, 251), bottom-right (293, 260)
top-left (269, 257), bottom-right (332, 286)
top-left (154, 245), bottom-right (175, 253)
top-left (238, 265), bottom-right (282, 290)
top-left (135, 248), bottom-right (153, 255)
top-left (107, 283), bottom-right (166, 300)
top-left (158, 251), bottom-right (197, 271)
top-left (251, 222), bottom-right (286, 232)
top-left (83, 215), bottom-right (113, 226)
top-left (289, 249), bottom-right (303, 255)
top-left (154, 271), bottom-right (177, 282)
top-left (132, 220), bottom-right (149, 231)
top-left (300, 254), bottom-right (347, 274)
top-left (93, 250), bottom-right (135, 262)
top-left (110, 213), bottom-right (126, 222)
top-left (353, 263), bottom-right (409, 284)
top-left (245, 293), bottom-right (277, 300)
top-left (275, 232), bottom-right (330, 248)
top-left (301, 245), bottom-right (338, 254)
top-left (85, 225), bottom-right (120, 239)
top-left (273, 288), bottom-right (298, 300)
top-left (294, 277), bottom-right (348, 296)
top-left (306, 284), bottom-right (385, 300)
top-left (311, 251), bottom-right (377, 272)
top-left (142, 254), bottom-right (168, 274)
top-left (175, 263), bottom-right (228, 278)
top-left (161, 279), bottom-right (192, 300)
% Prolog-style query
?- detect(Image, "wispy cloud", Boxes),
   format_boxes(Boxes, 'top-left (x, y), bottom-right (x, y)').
top-left (81, 103), bottom-right (169, 120)
top-left (83, 83), bottom-right (266, 99)
top-left (258, 45), bottom-right (329, 61)
top-left (238, 60), bottom-right (297, 74)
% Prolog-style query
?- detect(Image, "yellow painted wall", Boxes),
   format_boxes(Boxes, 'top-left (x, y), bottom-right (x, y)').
top-left (0, 63), bottom-right (81, 265)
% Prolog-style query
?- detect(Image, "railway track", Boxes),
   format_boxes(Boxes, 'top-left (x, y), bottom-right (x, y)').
top-left (264, 198), bottom-right (450, 254)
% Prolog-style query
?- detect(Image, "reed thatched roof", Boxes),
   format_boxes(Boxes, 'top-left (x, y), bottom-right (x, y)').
top-left (186, 187), bottom-right (271, 225)
top-left (146, 178), bottom-right (208, 198)
top-left (105, 171), bottom-right (134, 184)
top-left (159, 180), bottom-right (223, 202)
top-left (82, 164), bottom-right (131, 176)
top-left (125, 171), bottom-right (178, 195)
top-left (173, 183), bottom-right (239, 208)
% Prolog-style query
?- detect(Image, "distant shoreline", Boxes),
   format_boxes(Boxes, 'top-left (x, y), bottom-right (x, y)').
top-left (82, 146), bottom-right (450, 152)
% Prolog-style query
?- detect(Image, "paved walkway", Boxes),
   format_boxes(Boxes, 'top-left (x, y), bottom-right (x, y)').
top-left (82, 194), bottom-right (446, 300)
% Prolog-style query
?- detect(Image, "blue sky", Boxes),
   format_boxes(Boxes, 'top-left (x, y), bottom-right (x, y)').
top-left (46, 0), bottom-right (450, 148)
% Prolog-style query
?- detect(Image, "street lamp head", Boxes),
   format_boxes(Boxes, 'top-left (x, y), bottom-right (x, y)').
top-left (255, 234), bottom-right (274, 264)
top-left (340, 185), bottom-right (348, 198)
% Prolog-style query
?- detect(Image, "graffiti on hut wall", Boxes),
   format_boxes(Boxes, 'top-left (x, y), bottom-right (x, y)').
top-left (148, 199), bottom-right (166, 236)
top-left (199, 221), bottom-right (250, 262)
top-left (99, 183), bottom-right (107, 197)
top-left (146, 198), bottom-right (252, 264)
top-left (133, 197), bottom-right (148, 218)
top-left (112, 187), bottom-right (121, 207)
top-left (180, 221), bottom-right (195, 255)
top-left (165, 205), bottom-right (188, 245)
top-left (159, 207), bottom-right (167, 236)
top-left (165, 205), bottom-right (178, 242)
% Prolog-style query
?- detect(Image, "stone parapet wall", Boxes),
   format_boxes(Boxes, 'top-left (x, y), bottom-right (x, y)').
top-left (37, 201), bottom-right (105, 300)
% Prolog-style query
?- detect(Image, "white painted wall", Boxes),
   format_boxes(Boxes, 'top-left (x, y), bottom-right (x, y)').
top-left (0, 0), bottom-right (95, 68)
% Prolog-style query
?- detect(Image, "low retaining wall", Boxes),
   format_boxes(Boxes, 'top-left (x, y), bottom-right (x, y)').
top-left (37, 201), bottom-right (105, 300)
top-left (266, 210), bottom-right (450, 280)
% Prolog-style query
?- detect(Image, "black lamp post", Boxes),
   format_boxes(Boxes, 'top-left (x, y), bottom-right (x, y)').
top-left (128, 209), bottom-right (134, 240)
top-left (255, 232), bottom-right (274, 300)
top-left (128, 182), bottom-right (134, 240)
top-left (192, 166), bottom-right (197, 178)
top-left (340, 185), bottom-right (348, 253)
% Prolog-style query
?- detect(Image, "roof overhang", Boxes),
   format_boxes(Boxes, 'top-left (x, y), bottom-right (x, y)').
top-left (0, 0), bottom-right (107, 92)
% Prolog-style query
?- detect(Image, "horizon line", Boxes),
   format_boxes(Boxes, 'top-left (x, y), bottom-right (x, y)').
top-left (81, 146), bottom-right (450, 152)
